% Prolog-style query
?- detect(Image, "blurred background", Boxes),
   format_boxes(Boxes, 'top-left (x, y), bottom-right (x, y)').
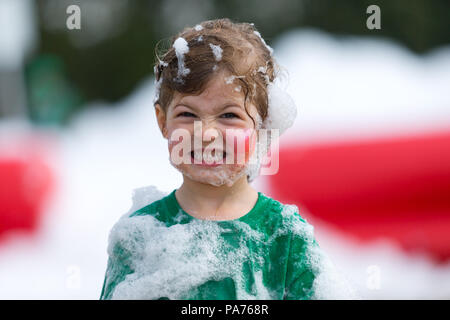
top-left (0, 0), bottom-right (449, 299)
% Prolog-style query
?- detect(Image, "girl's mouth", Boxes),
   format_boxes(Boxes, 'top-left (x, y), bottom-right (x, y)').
top-left (190, 150), bottom-right (227, 167)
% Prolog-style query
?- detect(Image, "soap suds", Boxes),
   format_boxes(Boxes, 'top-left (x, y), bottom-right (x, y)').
top-left (107, 208), bottom-right (267, 299)
top-left (224, 75), bottom-right (245, 84)
top-left (153, 68), bottom-right (162, 104)
top-left (173, 37), bottom-right (190, 83)
top-left (253, 30), bottom-right (274, 56)
top-left (105, 186), bottom-right (356, 299)
top-left (279, 204), bottom-right (358, 299)
top-left (263, 77), bottom-right (297, 135)
top-left (209, 43), bottom-right (223, 61)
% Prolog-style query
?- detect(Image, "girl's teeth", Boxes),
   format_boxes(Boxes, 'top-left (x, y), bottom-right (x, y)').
top-left (192, 151), bottom-right (203, 162)
top-left (191, 150), bottom-right (226, 163)
top-left (204, 154), bottom-right (221, 162)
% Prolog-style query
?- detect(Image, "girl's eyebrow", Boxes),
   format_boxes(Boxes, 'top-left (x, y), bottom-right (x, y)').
top-left (174, 101), bottom-right (244, 111)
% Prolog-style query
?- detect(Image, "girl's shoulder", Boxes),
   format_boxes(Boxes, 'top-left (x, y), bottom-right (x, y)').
top-left (105, 186), bottom-right (169, 258)
top-left (250, 192), bottom-right (315, 241)
top-left (126, 185), bottom-right (168, 217)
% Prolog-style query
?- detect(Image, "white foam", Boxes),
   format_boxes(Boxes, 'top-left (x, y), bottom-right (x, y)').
top-left (153, 65), bottom-right (162, 104)
top-left (308, 244), bottom-right (359, 299)
top-left (173, 37), bottom-right (190, 83)
top-left (209, 43), bottom-right (223, 61)
top-left (253, 30), bottom-right (274, 56)
top-left (127, 185), bottom-right (167, 215)
top-left (153, 58), bottom-right (169, 104)
top-left (263, 77), bottom-right (297, 135)
top-left (106, 190), bottom-right (353, 299)
top-left (280, 205), bottom-right (358, 299)
top-left (225, 75), bottom-right (236, 84)
top-left (108, 211), bottom-right (268, 299)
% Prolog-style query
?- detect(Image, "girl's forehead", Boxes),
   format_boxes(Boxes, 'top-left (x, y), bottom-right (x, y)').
top-left (171, 71), bottom-right (245, 107)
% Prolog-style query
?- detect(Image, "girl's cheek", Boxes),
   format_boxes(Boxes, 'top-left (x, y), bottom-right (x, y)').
top-left (244, 130), bottom-right (257, 162)
top-left (167, 130), bottom-right (177, 150)
top-left (167, 130), bottom-right (188, 157)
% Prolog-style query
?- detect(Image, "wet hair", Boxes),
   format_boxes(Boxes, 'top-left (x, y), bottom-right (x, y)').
top-left (153, 18), bottom-right (279, 124)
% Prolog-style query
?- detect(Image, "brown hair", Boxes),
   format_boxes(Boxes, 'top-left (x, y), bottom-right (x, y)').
top-left (153, 18), bottom-right (278, 124)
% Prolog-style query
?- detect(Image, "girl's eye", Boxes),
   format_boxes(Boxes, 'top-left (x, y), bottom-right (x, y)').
top-left (220, 112), bottom-right (239, 119)
top-left (177, 111), bottom-right (196, 118)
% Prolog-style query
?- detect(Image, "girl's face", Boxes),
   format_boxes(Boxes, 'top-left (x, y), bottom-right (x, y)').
top-left (156, 70), bottom-right (259, 187)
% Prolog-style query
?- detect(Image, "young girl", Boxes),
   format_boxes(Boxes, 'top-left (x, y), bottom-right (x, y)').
top-left (100, 18), bottom-right (354, 300)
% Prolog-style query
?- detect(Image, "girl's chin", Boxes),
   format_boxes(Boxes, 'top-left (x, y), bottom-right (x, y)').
top-left (174, 164), bottom-right (247, 187)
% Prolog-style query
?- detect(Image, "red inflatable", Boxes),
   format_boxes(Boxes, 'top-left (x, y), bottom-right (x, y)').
top-left (0, 137), bottom-right (55, 239)
top-left (269, 130), bottom-right (450, 262)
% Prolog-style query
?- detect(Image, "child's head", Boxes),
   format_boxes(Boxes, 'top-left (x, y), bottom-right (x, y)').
top-left (153, 18), bottom-right (278, 126)
top-left (153, 18), bottom-right (287, 187)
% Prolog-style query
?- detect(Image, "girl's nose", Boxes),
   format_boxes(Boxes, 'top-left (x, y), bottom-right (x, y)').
top-left (203, 126), bottom-right (220, 142)
top-left (202, 117), bottom-right (214, 128)
top-left (201, 118), bottom-right (219, 141)
top-left (192, 119), bottom-right (220, 142)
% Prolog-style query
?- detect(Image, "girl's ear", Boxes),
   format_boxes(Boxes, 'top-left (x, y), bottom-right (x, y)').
top-left (155, 104), bottom-right (168, 138)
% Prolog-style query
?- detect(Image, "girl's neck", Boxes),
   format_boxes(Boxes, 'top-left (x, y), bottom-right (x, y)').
top-left (175, 175), bottom-right (258, 221)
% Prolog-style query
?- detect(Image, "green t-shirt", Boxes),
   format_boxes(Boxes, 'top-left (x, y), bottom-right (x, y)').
top-left (100, 190), bottom-right (323, 300)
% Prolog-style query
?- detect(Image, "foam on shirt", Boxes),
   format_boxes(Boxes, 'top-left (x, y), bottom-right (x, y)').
top-left (280, 204), bottom-right (358, 299)
top-left (107, 188), bottom-right (268, 299)
top-left (105, 186), bottom-right (356, 299)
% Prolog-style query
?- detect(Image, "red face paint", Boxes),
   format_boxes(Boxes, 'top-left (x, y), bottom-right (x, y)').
top-left (226, 128), bottom-right (256, 164)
